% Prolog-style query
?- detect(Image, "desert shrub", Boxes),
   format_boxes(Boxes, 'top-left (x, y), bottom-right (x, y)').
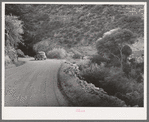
top-left (80, 63), bottom-right (110, 87)
top-left (46, 48), bottom-right (67, 59)
top-left (90, 54), bottom-right (108, 65)
top-left (16, 49), bottom-right (25, 57)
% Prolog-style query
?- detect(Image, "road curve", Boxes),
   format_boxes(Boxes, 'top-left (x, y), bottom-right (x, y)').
top-left (5, 58), bottom-right (69, 106)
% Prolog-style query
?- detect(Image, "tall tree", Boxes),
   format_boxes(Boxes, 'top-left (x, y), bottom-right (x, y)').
top-left (96, 28), bottom-right (137, 70)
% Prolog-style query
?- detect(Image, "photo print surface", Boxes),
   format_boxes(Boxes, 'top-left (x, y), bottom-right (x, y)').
top-left (2, 2), bottom-right (147, 120)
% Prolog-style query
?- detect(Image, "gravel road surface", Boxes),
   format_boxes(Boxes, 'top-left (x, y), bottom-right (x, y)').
top-left (5, 58), bottom-right (69, 106)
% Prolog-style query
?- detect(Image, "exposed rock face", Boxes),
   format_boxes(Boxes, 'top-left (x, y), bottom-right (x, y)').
top-left (58, 61), bottom-right (127, 107)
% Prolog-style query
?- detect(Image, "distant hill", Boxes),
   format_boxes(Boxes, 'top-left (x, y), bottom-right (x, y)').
top-left (5, 4), bottom-right (144, 55)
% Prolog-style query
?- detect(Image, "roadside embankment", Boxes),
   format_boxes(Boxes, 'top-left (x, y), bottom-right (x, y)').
top-left (58, 61), bottom-right (127, 107)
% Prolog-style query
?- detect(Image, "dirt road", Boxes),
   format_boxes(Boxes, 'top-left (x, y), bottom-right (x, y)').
top-left (5, 58), bottom-right (69, 106)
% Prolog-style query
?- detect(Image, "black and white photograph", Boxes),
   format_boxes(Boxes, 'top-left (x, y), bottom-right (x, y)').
top-left (2, 2), bottom-right (147, 120)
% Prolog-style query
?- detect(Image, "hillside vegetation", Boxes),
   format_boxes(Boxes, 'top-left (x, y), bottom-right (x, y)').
top-left (5, 4), bottom-right (144, 56)
top-left (5, 4), bottom-right (144, 106)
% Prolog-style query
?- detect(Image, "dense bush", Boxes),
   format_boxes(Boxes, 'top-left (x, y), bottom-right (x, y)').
top-left (67, 52), bottom-right (74, 58)
top-left (6, 46), bottom-right (18, 62)
top-left (108, 66), bottom-right (123, 76)
top-left (123, 63), bottom-right (131, 77)
top-left (129, 68), bottom-right (143, 83)
top-left (46, 48), bottom-right (67, 59)
top-left (107, 57), bottom-right (121, 67)
top-left (79, 63), bottom-right (110, 87)
top-left (115, 82), bottom-right (143, 107)
top-left (5, 15), bottom-right (23, 47)
top-left (60, 62), bottom-right (127, 107)
top-left (17, 49), bottom-right (25, 57)
top-left (79, 63), bottom-right (129, 95)
top-left (70, 49), bottom-right (83, 59)
top-left (122, 45), bottom-right (132, 57)
top-left (96, 28), bottom-right (137, 71)
top-left (116, 15), bottom-right (144, 37)
top-left (78, 62), bottom-right (143, 106)
top-left (90, 54), bottom-right (108, 65)
top-left (5, 55), bottom-right (12, 65)
top-left (103, 74), bottom-right (134, 95)
top-left (7, 51), bottom-right (17, 62)
top-left (76, 59), bottom-right (91, 71)
top-left (72, 53), bottom-right (82, 59)
top-left (33, 40), bottom-right (52, 53)
top-left (125, 58), bottom-right (144, 82)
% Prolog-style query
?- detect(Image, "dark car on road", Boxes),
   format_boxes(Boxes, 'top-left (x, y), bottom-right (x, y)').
top-left (34, 51), bottom-right (47, 60)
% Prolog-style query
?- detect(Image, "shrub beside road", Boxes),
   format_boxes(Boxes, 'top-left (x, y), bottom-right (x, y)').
top-left (58, 61), bottom-right (127, 107)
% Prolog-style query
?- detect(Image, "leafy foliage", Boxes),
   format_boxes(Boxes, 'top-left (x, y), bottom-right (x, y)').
top-left (113, 15), bottom-right (144, 37)
top-left (76, 59), bottom-right (91, 71)
top-left (46, 48), bottom-right (67, 59)
top-left (115, 82), bottom-right (143, 107)
top-left (5, 55), bottom-right (12, 65)
top-left (70, 49), bottom-right (83, 59)
top-left (78, 62), bottom-right (143, 106)
top-left (96, 28), bottom-right (137, 70)
top-left (5, 4), bottom-right (144, 107)
top-left (5, 5), bottom-right (144, 55)
top-left (16, 49), bottom-right (25, 57)
top-left (33, 40), bottom-right (51, 53)
top-left (5, 46), bottom-right (18, 62)
top-left (79, 63), bottom-right (110, 87)
top-left (5, 15), bottom-right (24, 47)
top-left (90, 54), bottom-right (109, 65)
